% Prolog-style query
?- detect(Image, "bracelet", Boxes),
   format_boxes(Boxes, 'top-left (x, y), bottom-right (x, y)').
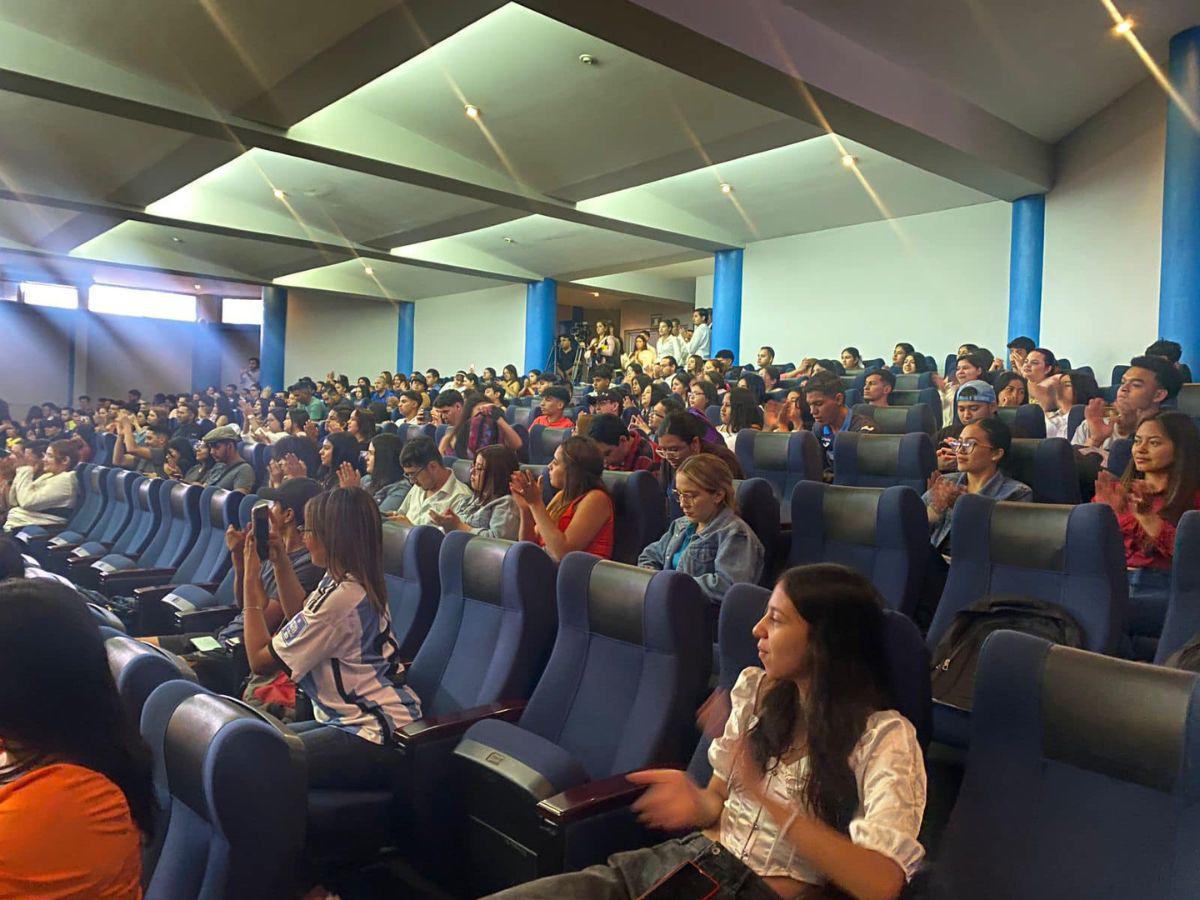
top-left (244, 604), bottom-right (264, 612)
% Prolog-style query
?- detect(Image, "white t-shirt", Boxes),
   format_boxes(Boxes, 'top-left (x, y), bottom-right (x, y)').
top-left (396, 471), bottom-right (474, 526)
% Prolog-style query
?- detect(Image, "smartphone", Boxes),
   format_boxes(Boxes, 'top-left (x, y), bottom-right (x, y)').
top-left (253, 501), bottom-right (271, 561)
top-left (637, 860), bottom-right (719, 900)
top-left (189, 636), bottom-right (222, 652)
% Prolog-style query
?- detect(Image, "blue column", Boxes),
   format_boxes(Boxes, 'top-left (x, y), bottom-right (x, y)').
top-left (260, 286), bottom-right (287, 392)
top-left (524, 278), bottom-right (557, 374)
top-left (711, 248), bottom-right (743, 362)
top-left (396, 300), bottom-right (415, 375)
top-left (1159, 26), bottom-right (1200, 370)
top-left (1007, 194), bottom-right (1046, 345)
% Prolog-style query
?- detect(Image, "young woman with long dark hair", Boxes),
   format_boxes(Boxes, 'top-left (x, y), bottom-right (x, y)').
top-left (0, 580), bottom-right (154, 896)
top-left (317, 432), bottom-right (362, 490)
top-left (339, 432), bottom-right (409, 514)
top-left (429, 445), bottom-right (521, 540)
top-left (510, 436), bottom-right (613, 561)
top-left (490, 564), bottom-right (925, 899)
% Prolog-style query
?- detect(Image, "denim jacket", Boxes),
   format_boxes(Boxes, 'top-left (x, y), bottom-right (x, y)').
top-left (638, 506), bottom-right (764, 603)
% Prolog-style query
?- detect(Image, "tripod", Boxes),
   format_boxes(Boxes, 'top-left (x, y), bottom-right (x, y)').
top-left (547, 335), bottom-right (587, 385)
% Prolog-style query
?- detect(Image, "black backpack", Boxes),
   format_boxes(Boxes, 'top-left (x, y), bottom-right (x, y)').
top-left (930, 594), bottom-right (1085, 711)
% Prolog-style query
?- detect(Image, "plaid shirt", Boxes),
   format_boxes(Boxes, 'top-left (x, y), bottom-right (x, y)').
top-left (610, 432), bottom-right (659, 472)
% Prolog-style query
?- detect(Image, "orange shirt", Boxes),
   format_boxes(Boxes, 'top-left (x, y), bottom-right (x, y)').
top-left (0, 763), bottom-right (142, 898)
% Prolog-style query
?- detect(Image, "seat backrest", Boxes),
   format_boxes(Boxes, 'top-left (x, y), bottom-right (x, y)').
top-left (1067, 403), bottom-right (1086, 441)
top-left (996, 404), bottom-right (1047, 438)
top-left (926, 495), bottom-right (1128, 653)
top-left (854, 403), bottom-right (936, 436)
top-left (66, 465), bottom-right (105, 534)
top-left (382, 522), bottom-right (443, 660)
top-left (528, 424), bottom-right (570, 465)
top-left (843, 386), bottom-right (862, 409)
top-left (104, 633), bottom-right (196, 724)
top-left (172, 487), bottom-right (240, 584)
top-left (733, 478), bottom-right (780, 584)
top-left (379, 421), bottom-right (398, 435)
top-left (705, 404), bottom-right (721, 427)
top-left (234, 492), bottom-right (259, 529)
top-left (1111, 363), bottom-right (1130, 389)
top-left (505, 406), bottom-right (535, 429)
top-left (142, 684), bottom-right (305, 900)
top-left (92, 469), bottom-right (139, 543)
top-left (519, 553), bottom-right (710, 778)
top-left (136, 483), bottom-right (203, 569)
top-left (109, 477), bottom-right (164, 557)
top-left (895, 372), bottom-right (933, 391)
top-left (889, 387), bottom-right (941, 423)
top-left (832, 432), bottom-right (935, 491)
top-left (452, 458), bottom-right (472, 486)
top-left (1156, 511), bottom-right (1200, 664)
top-left (789, 483), bottom-right (928, 616)
top-left (1177, 384), bottom-right (1200, 418)
top-left (601, 470), bottom-right (668, 564)
top-left (733, 430), bottom-right (822, 504)
top-left (1107, 437), bottom-right (1133, 476)
top-left (688, 583), bottom-right (931, 783)
top-left (1005, 438), bottom-right (1080, 504)
top-left (400, 423), bottom-right (437, 444)
top-left (938, 630), bottom-right (1200, 899)
top-left (408, 533), bottom-right (557, 717)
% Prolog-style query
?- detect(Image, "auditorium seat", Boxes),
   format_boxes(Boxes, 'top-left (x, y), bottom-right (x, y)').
top-left (505, 405), bottom-right (535, 429)
top-left (789, 483), bottom-right (928, 616)
top-left (306, 533), bottom-right (556, 867)
top-left (1176, 383), bottom-right (1200, 417)
top-left (140, 681), bottom-right (305, 900)
top-left (844, 387), bottom-right (862, 409)
top-left (1107, 437), bottom-right (1133, 476)
top-left (1156, 511), bottom-right (1200, 665)
top-left (733, 430), bottom-right (822, 508)
top-left (528, 423), bottom-right (571, 465)
top-left (382, 521), bottom-right (442, 660)
top-left (996, 404), bottom-right (1047, 438)
top-left (926, 495), bottom-right (1127, 747)
top-left (14, 463), bottom-right (98, 549)
top-left (238, 442), bottom-right (268, 490)
top-left (734, 478), bottom-right (781, 582)
top-left (67, 476), bottom-right (164, 588)
top-left (1057, 356), bottom-right (1072, 371)
top-left (1111, 363), bottom-right (1130, 390)
top-left (88, 601), bottom-right (127, 633)
top-left (832, 432), bottom-right (935, 492)
top-left (379, 421), bottom-right (398, 434)
top-left (399, 422), bottom-right (437, 444)
top-left (705, 403), bottom-right (721, 426)
top-left (1066, 403), bottom-right (1086, 441)
top-left (42, 468), bottom-right (137, 571)
top-left (453, 553), bottom-right (710, 893)
top-left (601, 470), bottom-right (668, 565)
top-left (895, 372), bottom-right (933, 391)
top-left (103, 631), bottom-right (196, 725)
top-left (853, 402), bottom-right (937, 436)
top-left (933, 630), bottom-right (1200, 899)
top-left (1006, 438), bottom-right (1081, 504)
top-left (862, 358), bottom-right (886, 371)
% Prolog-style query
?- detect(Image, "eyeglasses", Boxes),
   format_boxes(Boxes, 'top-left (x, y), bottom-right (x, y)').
top-left (669, 488), bottom-right (707, 504)
top-left (947, 439), bottom-right (993, 453)
top-left (655, 445), bottom-right (686, 458)
top-left (402, 464), bottom-right (429, 483)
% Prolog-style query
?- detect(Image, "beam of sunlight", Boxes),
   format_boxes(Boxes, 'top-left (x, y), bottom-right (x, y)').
top-left (198, 0), bottom-right (272, 100)
top-left (663, 102), bottom-right (759, 240)
top-left (1100, 0), bottom-right (1200, 131)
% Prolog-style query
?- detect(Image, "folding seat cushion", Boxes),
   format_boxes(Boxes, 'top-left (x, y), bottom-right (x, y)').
top-left (853, 403), bottom-right (936, 436)
top-left (67, 477), bottom-right (163, 587)
top-left (1005, 438), bottom-right (1081, 504)
top-left (382, 521), bottom-right (442, 660)
top-left (453, 553), bottom-right (710, 893)
top-left (733, 430), bottom-right (822, 508)
top-left (832, 432), bottom-right (935, 492)
top-left (528, 424), bottom-right (571, 465)
top-left (601, 470), bottom-right (667, 565)
top-left (996, 404), bottom-right (1047, 438)
top-left (140, 682), bottom-right (306, 900)
top-left (934, 631), bottom-right (1200, 899)
top-left (45, 468), bottom-right (137, 571)
top-left (789, 483), bottom-right (928, 616)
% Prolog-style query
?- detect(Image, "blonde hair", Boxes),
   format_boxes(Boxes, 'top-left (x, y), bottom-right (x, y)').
top-left (676, 454), bottom-right (737, 512)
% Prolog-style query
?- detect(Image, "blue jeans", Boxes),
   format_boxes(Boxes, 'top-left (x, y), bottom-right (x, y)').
top-left (289, 720), bottom-right (400, 789)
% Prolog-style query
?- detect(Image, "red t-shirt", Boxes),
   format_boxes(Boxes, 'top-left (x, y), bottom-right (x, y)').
top-left (531, 415), bottom-right (574, 430)
top-left (536, 490), bottom-right (614, 559)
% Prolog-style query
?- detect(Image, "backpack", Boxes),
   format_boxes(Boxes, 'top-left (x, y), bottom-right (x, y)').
top-left (1164, 633), bottom-right (1200, 672)
top-left (930, 594), bottom-right (1084, 711)
top-left (465, 406), bottom-right (501, 457)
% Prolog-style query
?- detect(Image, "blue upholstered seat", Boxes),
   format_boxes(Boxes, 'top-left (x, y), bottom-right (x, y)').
top-left (832, 432), bottom-right (935, 492)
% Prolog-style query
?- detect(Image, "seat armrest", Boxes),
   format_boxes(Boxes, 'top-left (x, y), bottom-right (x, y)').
top-left (97, 567), bottom-right (176, 591)
top-left (67, 552), bottom-right (103, 569)
top-left (132, 581), bottom-right (219, 603)
top-left (396, 700), bottom-right (526, 748)
top-left (536, 773), bottom-right (646, 825)
top-left (173, 605), bottom-right (239, 632)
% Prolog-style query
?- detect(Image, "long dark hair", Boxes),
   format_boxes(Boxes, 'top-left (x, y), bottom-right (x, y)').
top-left (1122, 410), bottom-right (1200, 525)
top-left (747, 564), bottom-right (890, 833)
top-left (305, 488), bottom-right (387, 613)
top-left (320, 432), bottom-right (362, 488)
top-left (0, 580), bottom-right (155, 834)
top-left (547, 436), bottom-right (608, 519)
top-left (474, 445), bottom-right (519, 505)
top-left (368, 433), bottom-right (404, 488)
top-left (726, 387), bottom-right (763, 434)
top-left (273, 435), bottom-right (320, 478)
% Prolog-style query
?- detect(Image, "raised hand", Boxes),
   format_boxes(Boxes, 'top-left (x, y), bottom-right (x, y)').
top-left (225, 524), bottom-right (247, 555)
top-left (1083, 398), bottom-right (1113, 444)
top-left (508, 469), bottom-right (544, 510)
top-left (337, 460), bottom-right (361, 489)
top-left (281, 453), bottom-right (308, 481)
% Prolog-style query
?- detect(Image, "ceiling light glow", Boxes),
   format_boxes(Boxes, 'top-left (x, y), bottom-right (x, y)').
top-left (1113, 18), bottom-right (1133, 34)
top-left (591, 291), bottom-right (600, 297)
top-left (464, 104), bottom-right (481, 119)
top-left (364, 266), bottom-right (375, 276)
top-left (579, 53), bottom-right (596, 65)
top-left (719, 183), bottom-right (733, 194)
top-left (192, 283), bottom-right (202, 291)
top-left (841, 155), bottom-right (858, 168)
top-left (272, 188), bottom-right (287, 200)
top-left (502, 236), bottom-right (514, 243)
top-left (170, 236), bottom-right (184, 243)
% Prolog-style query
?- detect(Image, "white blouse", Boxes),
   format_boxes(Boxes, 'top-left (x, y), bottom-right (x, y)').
top-left (708, 667), bottom-right (926, 885)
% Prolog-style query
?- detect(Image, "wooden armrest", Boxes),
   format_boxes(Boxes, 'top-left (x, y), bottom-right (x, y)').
top-left (98, 567), bottom-right (175, 586)
top-left (536, 773), bottom-right (646, 825)
top-left (174, 605), bottom-right (238, 632)
top-left (396, 700), bottom-right (526, 748)
top-left (67, 552), bottom-right (103, 568)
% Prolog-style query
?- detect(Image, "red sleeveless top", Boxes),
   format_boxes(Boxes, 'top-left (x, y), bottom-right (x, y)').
top-left (536, 489), bottom-right (614, 559)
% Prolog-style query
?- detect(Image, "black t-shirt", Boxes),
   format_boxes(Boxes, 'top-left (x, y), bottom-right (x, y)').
top-left (173, 420), bottom-right (207, 442)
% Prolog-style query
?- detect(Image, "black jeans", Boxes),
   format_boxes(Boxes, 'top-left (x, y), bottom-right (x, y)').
top-left (486, 833), bottom-right (779, 899)
top-left (288, 720), bottom-right (401, 789)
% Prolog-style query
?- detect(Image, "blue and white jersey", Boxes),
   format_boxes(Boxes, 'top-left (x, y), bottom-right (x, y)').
top-left (270, 575), bottom-right (420, 745)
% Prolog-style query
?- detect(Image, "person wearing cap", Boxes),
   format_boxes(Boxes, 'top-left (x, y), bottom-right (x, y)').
top-left (587, 413), bottom-right (659, 472)
top-left (931, 352), bottom-right (988, 427)
top-left (591, 388), bottom-right (622, 418)
top-left (200, 426), bottom-right (256, 492)
top-left (531, 385), bottom-right (574, 430)
top-left (933, 380), bottom-right (998, 472)
top-left (142, 477), bottom-right (326, 694)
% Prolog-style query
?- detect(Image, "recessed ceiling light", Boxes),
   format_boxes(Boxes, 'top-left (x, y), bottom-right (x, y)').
top-left (502, 236), bottom-right (514, 243)
top-left (464, 104), bottom-right (481, 119)
top-left (272, 188), bottom-right (287, 200)
top-left (170, 236), bottom-right (184, 243)
top-left (719, 183), bottom-right (733, 194)
top-left (1113, 18), bottom-right (1133, 35)
top-left (364, 266), bottom-right (375, 276)
top-left (579, 53), bottom-right (597, 65)
top-left (840, 154), bottom-right (858, 168)
top-left (192, 283), bottom-right (202, 291)
top-left (591, 291), bottom-right (600, 297)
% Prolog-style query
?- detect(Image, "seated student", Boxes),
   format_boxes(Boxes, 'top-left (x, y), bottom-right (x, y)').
top-left (338, 433), bottom-right (409, 514)
top-left (717, 386), bottom-right (763, 450)
top-left (638, 455), bottom-right (763, 603)
top-left (591, 364), bottom-right (615, 394)
top-left (482, 382), bottom-right (510, 410)
top-left (161, 436), bottom-right (197, 482)
top-left (530, 385), bottom-right (574, 430)
top-left (805, 371), bottom-right (876, 472)
top-left (389, 436), bottom-right (474, 527)
top-left (657, 354), bottom-right (679, 380)
top-left (323, 407), bottom-right (350, 435)
top-left (1006, 335), bottom-right (1036, 372)
top-left (241, 487), bottom-right (421, 788)
top-left (1073, 355), bottom-right (1182, 465)
top-left (170, 402), bottom-right (207, 442)
top-left (510, 436), bottom-right (614, 561)
top-left (316, 432), bottom-right (362, 491)
top-left (113, 413), bottom-right (169, 476)
top-left (265, 435), bottom-right (321, 488)
top-left (736, 371), bottom-right (766, 406)
top-left (900, 354), bottom-right (920, 375)
top-left (1045, 370), bottom-right (1102, 439)
top-left (0, 580), bottom-right (154, 898)
top-left (933, 380), bottom-right (1000, 472)
top-left (145, 477), bottom-right (325, 695)
top-left (1022, 347), bottom-right (1060, 408)
top-left (841, 346), bottom-right (865, 373)
top-left (765, 386), bottom-right (812, 434)
top-left (395, 390), bottom-right (425, 426)
top-left (182, 439), bottom-right (214, 484)
top-left (862, 368), bottom-right (896, 409)
top-left (499, 364), bottom-right (523, 399)
top-left (655, 412), bottom-right (745, 509)
top-left (437, 392), bottom-right (523, 458)
top-left (1093, 411), bottom-right (1200, 656)
top-left (282, 408), bottom-right (310, 439)
top-left (430, 387), bottom-right (464, 429)
top-left (587, 413), bottom-right (659, 472)
top-left (924, 418), bottom-right (1032, 555)
top-left (890, 341), bottom-right (916, 373)
top-left (993, 371), bottom-right (1029, 407)
top-left (686, 379), bottom-right (723, 444)
top-left (1, 440), bottom-right (78, 533)
top-left (249, 407), bottom-right (290, 445)
top-left (1146, 338), bottom-right (1193, 383)
top-left (932, 353), bottom-right (987, 427)
top-left (428, 445), bottom-right (521, 540)
top-left (493, 563), bottom-right (925, 900)
top-left (629, 393), bottom-right (684, 443)
top-left (347, 408), bottom-right (376, 450)
top-left (198, 427), bottom-right (257, 492)
top-left (590, 388), bottom-right (624, 421)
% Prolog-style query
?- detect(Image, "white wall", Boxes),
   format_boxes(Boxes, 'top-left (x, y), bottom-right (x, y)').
top-left (735, 201), bottom-right (1010, 365)
top-left (412, 284), bottom-right (526, 374)
top-left (284, 290), bottom-right (399, 385)
top-left (1041, 79), bottom-right (1164, 382)
top-left (694, 275), bottom-right (713, 310)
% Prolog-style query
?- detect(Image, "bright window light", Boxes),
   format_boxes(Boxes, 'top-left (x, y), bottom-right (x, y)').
top-left (21, 282), bottom-right (78, 309)
top-left (222, 296), bottom-right (263, 325)
top-left (88, 284), bottom-right (196, 321)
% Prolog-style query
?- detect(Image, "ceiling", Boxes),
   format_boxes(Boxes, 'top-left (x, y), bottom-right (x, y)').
top-left (0, 0), bottom-right (1183, 308)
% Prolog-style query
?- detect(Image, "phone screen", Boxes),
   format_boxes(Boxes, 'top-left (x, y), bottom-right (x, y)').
top-left (639, 861), bottom-right (719, 900)
top-left (189, 636), bottom-right (222, 652)
top-left (253, 502), bottom-right (271, 561)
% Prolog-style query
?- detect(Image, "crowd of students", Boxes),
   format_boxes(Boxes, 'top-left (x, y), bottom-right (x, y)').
top-left (1, 328), bottom-right (1198, 899)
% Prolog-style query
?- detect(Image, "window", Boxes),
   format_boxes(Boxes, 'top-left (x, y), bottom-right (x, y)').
top-left (21, 282), bottom-right (78, 309)
top-left (88, 284), bottom-right (196, 321)
top-left (222, 296), bottom-right (263, 325)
